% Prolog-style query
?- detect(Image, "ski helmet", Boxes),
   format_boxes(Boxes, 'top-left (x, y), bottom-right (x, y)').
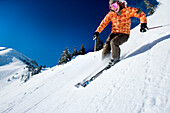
top-left (109, 0), bottom-right (127, 5)
top-left (109, 0), bottom-right (119, 5)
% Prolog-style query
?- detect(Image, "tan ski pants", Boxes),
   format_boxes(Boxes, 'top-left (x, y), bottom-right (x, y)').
top-left (102, 33), bottom-right (129, 60)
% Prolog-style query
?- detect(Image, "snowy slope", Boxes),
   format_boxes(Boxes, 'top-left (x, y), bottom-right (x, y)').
top-left (0, 47), bottom-right (37, 88)
top-left (0, 0), bottom-right (170, 113)
top-left (0, 47), bottom-right (37, 67)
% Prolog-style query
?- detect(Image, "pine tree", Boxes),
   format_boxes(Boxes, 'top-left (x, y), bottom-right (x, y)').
top-left (58, 57), bottom-right (62, 65)
top-left (58, 47), bottom-right (72, 65)
top-left (61, 53), bottom-right (66, 64)
top-left (65, 47), bottom-right (72, 61)
top-left (144, 0), bottom-right (157, 15)
top-left (148, 5), bottom-right (157, 15)
top-left (43, 65), bottom-right (46, 68)
top-left (72, 46), bottom-right (78, 57)
top-left (78, 44), bottom-right (86, 55)
top-left (33, 60), bottom-right (38, 67)
top-left (96, 37), bottom-right (103, 51)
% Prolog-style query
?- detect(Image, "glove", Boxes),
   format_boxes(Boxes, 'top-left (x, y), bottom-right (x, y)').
top-left (93, 32), bottom-right (99, 40)
top-left (140, 23), bottom-right (148, 33)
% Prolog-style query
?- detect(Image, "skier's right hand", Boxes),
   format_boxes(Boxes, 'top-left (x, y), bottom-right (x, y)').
top-left (140, 23), bottom-right (148, 33)
top-left (93, 32), bottom-right (99, 40)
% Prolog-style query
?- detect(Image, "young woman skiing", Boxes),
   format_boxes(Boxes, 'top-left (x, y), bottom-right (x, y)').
top-left (93, 0), bottom-right (148, 63)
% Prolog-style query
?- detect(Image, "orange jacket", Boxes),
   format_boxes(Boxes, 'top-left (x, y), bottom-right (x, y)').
top-left (96, 7), bottom-right (147, 35)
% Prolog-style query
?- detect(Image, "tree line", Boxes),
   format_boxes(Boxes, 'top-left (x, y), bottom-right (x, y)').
top-left (58, 44), bottom-right (86, 65)
top-left (58, 37), bottom-right (104, 65)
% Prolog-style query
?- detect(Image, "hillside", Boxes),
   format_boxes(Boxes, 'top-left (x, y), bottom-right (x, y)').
top-left (0, 0), bottom-right (170, 113)
top-left (0, 47), bottom-right (38, 88)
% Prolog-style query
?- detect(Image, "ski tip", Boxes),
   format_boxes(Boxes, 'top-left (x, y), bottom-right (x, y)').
top-left (75, 85), bottom-right (79, 88)
top-left (75, 83), bottom-right (81, 88)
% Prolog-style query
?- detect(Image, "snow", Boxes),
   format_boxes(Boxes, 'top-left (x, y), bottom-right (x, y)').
top-left (0, 0), bottom-right (170, 113)
top-left (0, 47), bottom-right (37, 89)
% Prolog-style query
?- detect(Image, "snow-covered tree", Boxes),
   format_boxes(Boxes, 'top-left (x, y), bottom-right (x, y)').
top-left (58, 47), bottom-right (72, 65)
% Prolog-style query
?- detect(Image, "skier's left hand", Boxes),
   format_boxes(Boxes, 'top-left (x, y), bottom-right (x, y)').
top-left (140, 23), bottom-right (148, 33)
top-left (93, 32), bottom-right (99, 40)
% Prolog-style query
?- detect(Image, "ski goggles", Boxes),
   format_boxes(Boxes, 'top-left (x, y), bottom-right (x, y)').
top-left (109, 2), bottom-right (119, 10)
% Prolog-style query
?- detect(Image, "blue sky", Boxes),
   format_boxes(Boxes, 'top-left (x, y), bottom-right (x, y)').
top-left (0, 0), bottom-right (157, 67)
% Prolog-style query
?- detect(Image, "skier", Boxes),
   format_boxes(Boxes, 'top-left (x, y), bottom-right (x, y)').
top-left (93, 0), bottom-right (148, 64)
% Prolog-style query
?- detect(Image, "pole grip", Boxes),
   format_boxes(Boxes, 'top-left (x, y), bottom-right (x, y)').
top-left (93, 36), bottom-right (97, 40)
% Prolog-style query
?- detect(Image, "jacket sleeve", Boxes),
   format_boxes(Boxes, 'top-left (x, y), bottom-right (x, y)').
top-left (129, 7), bottom-right (147, 24)
top-left (96, 12), bottom-right (111, 34)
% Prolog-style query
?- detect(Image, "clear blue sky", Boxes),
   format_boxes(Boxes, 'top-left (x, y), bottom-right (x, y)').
top-left (0, 0), bottom-right (157, 67)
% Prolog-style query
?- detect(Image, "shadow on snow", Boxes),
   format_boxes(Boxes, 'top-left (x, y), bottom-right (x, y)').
top-left (125, 34), bottom-right (170, 59)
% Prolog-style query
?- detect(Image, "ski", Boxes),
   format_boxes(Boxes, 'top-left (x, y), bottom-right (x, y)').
top-left (75, 60), bottom-right (120, 88)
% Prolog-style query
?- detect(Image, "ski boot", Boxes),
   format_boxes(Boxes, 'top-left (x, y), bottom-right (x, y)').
top-left (106, 58), bottom-right (120, 69)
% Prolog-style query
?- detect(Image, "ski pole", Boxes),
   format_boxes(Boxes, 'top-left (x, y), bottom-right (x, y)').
top-left (94, 39), bottom-right (97, 51)
top-left (148, 24), bottom-right (170, 30)
top-left (93, 35), bottom-right (98, 51)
